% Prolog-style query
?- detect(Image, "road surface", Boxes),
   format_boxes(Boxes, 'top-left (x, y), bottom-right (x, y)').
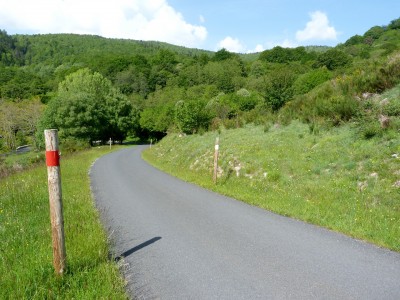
top-left (90, 146), bottom-right (400, 299)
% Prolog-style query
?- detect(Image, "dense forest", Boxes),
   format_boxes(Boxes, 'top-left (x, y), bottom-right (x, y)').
top-left (0, 17), bottom-right (400, 152)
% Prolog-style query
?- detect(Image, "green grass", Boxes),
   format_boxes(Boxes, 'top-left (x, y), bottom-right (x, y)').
top-left (0, 146), bottom-right (127, 299)
top-left (143, 121), bottom-right (400, 252)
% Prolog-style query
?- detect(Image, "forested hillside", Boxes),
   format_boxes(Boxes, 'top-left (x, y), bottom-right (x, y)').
top-left (0, 17), bottom-right (399, 152)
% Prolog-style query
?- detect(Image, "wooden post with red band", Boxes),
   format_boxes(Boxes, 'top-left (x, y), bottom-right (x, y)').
top-left (44, 129), bottom-right (66, 275)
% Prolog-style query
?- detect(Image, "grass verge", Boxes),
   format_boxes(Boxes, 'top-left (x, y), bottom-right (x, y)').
top-left (143, 121), bottom-right (400, 252)
top-left (0, 146), bottom-right (127, 299)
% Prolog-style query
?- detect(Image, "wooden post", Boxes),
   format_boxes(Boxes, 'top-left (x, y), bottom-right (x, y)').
top-left (44, 129), bottom-right (66, 275)
top-left (213, 137), bottom-right (219, 184)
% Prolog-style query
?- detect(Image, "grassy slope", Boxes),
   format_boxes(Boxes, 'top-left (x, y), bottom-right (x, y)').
top-left (143, 122), bottom-right (400, 252)
top-left (0, 146), bottom-right (127, 299)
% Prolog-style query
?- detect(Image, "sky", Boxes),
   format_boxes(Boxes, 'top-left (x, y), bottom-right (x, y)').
top-left (0, 0), bottom-right (399, 53)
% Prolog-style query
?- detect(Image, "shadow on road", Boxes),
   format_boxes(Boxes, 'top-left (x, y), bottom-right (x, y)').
top-left (115, 237), bottom-right (162, 262)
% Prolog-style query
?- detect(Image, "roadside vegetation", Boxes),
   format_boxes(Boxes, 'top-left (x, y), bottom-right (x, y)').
top-left (0, 146), bottom-right (127, 299)
top-left (143, 117), bottom-right (400, 252)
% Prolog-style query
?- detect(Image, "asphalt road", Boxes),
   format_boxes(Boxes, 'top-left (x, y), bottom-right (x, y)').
top-left (90, 146), bottom-right (400, 299)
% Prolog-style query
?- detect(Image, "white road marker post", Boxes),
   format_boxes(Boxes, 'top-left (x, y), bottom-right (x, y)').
top-left (44, 129), bottom-right (66, 275)
top-left (213, 137), bottom-right (219, 184)
top-left (109, 137), bottom-right (112, 150)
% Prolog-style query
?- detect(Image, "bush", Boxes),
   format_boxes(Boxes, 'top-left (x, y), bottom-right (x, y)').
top-left (264, 68), bottom-right (296, 111)
top-left (314, 49), bottom-right (352, 70)
top-left (282, 81), bottom-right (359, 126)
top-left (60, 137), bottom-right (90, 153)
top-left (359, 119), bottom-right (382, 139)
top-left (315, 95), bottom-right (359, 125)
top-left (383, 101), bottom-right (400, 116)
top-left (293, 67), bottom-right (331, 95)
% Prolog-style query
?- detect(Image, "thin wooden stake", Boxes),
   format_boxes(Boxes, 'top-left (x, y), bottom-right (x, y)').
top-left (44, 129), bottom-right (66, 275)
top-left (213, 137), bottom-right (219, 184)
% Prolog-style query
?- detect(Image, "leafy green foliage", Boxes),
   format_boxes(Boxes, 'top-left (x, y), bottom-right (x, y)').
top-left (388, 17), bottom-right (400, 30)
top-left (259, 46), bottom-right (316, 63)
top-left (344, 34), bottom-right (364, 46)
top-left (264, 68), bottom-right (296, 111)
top-left (212, 48), bottom-right (236, 61)
top-left (364, 26), bottom-right (386, 44)
top-left (175, 100), bottom-right (210, 134)
top-left (0, 30), bottom-right (27, 66)
top-left (293, 67), bottom-right (332, 95)
top-left (0, 98), bottom-right (44, 150)
top-left (314, 49), bottom-right (352, 70)
top-left (39, 68), bottom-right (136, 143)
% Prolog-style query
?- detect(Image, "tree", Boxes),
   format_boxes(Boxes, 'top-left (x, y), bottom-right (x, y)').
top-left (212, 48), bottom-right (235, 61)
top-left (264, 68), bottom-right (296, 111)
top-left (388, 17), bottom-right (400, 30)
top-left (363, 26), bottom-right (386, 42)
top-left (174, 100), bottom-right (210, 134)
top-left (344, 35), bottom-right (364, 46)
top-left (293, 67), bottom-right (332, 95)
top-left (203, 58), bottom-right (245, 93)
top-left (40, 68), bottom-right (136, 143)
top-left (0, 100), bottom-right (19, 150)
top-left (259, 46), bottom-right (313, 64)
top-left (314, 49), bottom-right (352, 70)
top-left (139, 104), bottom-right (174, 134)
top-left (19, 98), bottom-right (44, 149)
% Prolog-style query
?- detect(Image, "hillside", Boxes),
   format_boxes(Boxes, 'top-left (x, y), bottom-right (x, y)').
top-left (0, 17), bottom-right (399, 154)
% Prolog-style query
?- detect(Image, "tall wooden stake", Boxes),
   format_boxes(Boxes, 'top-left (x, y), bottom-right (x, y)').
top-left (213, 137), bottom-right (219, 184)
top-left (44, 129), bottom-right (66, 275)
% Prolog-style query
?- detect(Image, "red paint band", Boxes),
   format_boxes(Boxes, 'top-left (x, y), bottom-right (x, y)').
top-left (46, 150), bottom-right (60, 167)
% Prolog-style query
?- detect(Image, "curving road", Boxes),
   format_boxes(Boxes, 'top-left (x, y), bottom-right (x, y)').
top-left (90, 146), bottom-right (400, 299)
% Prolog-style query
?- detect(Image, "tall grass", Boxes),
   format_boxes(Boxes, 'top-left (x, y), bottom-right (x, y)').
top-left (143, 122), bottom-right (400, 252)
top-left (0, 147), bottom-right (127, 299)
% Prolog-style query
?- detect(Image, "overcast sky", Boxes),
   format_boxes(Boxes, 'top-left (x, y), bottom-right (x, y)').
top-left (0, 0), bottom-right (399, 53)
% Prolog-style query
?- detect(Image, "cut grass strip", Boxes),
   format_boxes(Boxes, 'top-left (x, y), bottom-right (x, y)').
top-left (0, 146), bottom-right (127, 299)
top-left (143, 122), bottom-right (400, 252)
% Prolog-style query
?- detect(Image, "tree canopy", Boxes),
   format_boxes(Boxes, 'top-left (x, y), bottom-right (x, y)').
top-left (40, 68), bottom-right (136, 143)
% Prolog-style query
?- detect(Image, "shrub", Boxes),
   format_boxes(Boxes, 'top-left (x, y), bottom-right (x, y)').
top-left (264, 68), bottom-right (296, 111)
top-left (175, 100), bottom-right (210, 134)
top-left (360, 119), bottom-right (382, 139)
top-left (314, 49), bottom-right (352, 70)
top-left (383, 101), bottom-right (400, 116)
top-left (60, 137), bottom-right (90, 153)
top-left (293, 67), bottom-right (332, 95)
